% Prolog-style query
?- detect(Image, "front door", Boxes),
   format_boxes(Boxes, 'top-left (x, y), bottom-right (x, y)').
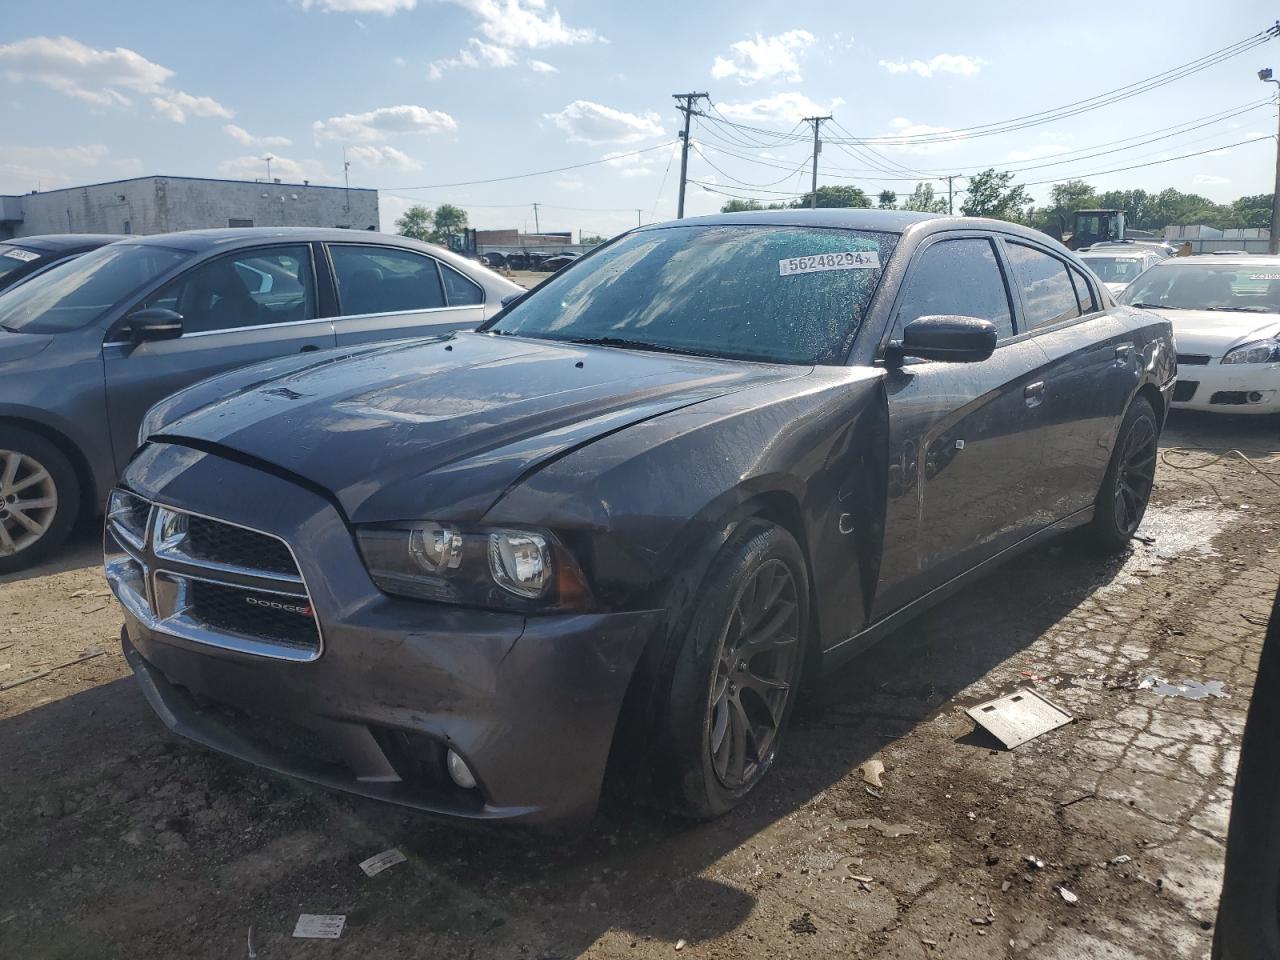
top-left (326, 244), bottom-right (486, 345)
top-left (103, 244), bottom-right (334, 470)
top-left (873, 234), bottom-right (1051, 620)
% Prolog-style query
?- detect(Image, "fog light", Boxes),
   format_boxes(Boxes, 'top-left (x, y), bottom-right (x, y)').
top-left (446, 749), bottom-right (477, 789)
top-left (1248, 391), bottom-right (1263, 403)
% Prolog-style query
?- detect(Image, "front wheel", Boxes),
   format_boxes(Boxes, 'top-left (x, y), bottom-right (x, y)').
top-left (655, 521), bottom-right (810, 820)
top-left (1089, 396), bottom-right (1158, 552)
top-left (0, 426), bottom-right (80, 574)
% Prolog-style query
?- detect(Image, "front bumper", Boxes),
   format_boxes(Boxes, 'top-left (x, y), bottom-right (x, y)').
top-left (1172, 360), bottom-right (1280, 414)
top-left (109, 442), bottom-right (662, 828)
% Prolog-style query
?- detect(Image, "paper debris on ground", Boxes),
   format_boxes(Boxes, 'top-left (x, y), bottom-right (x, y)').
top-left (1057, 886), bottom-right (1079, 905)
top-left (358, 848), bottom-right (407, 877)
top-left (966, 688), bottom-right (1072, 749)
top-left (1139, 677), bottom-right (1228, 700)
top-left (858, 758), bottom-right (885, 788)
top-left (846, 817), bottom-right (917, 838)
top-left (293, 914), bottom-right (346, 939)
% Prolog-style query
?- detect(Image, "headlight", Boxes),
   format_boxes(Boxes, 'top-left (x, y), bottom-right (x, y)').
top-left (1221, 338), bottom-right (1280, 364)
top-left (356, 521), bottom-right (591, 611)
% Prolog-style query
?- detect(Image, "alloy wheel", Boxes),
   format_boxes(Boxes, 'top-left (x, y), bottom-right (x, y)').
top-left (706, 558), bottom-right (801, 790)
top-left (0, 449), bottom-right (59, 558)
top-left (1112, 416), bottom-right (1157, 535)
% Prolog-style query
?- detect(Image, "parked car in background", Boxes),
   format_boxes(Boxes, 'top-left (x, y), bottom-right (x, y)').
top-left (0, 234), bottom-right (126, 294)
top-left (108, 210), bottom-right (1174, 829)
top-left (1118, 254), bottom-right (1280, 414)
top-left (0, 227), bottom-right (520, 571)
top-left (538, 252), bottom-right (580, 272)
top-left (1078, 248), bottom-right (1164, 295)
top-left (1082, 238), bottom-right (1176, 259)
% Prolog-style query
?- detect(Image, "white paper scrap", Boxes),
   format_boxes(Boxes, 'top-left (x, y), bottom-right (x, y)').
top-left (293, 914), bottom-right (346, 939)
top-left (359, 848), bottom-right (407, 877)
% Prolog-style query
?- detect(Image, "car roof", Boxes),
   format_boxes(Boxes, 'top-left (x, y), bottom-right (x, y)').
top-left (1079, 250), bottom-right (1147, 259)
top-left (124, 227), bottom-right (422, 252)
top-left (7, 233), bottom-right (128, 252)
top-left (1157, 254), bottom-right (1280, 266)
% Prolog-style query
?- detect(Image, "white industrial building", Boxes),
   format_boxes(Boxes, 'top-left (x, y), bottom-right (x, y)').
top-left (0, 175), bottom-right (379, 240)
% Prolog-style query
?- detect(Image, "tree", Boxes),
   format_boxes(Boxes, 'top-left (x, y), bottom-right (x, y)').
top-left (395, 204), bottom-right (436, 242)
top-left (900, 182), bottom-right (949, 213)
top-left (1229, 193), bottom-right (1273, 230)
top-left (960, 169), bottom-right (1031, 223)
top-left (790, 184), bottom-right (871, 209)
top-left (580, 233), bottom-right (609, 245)
top-left (877, 190), bottom-right (898, 210)
top-left (433, 203), bottom-right (468, 245)
top-left (1031, 179), bottom-right (1098, 232)
top-left (720, 198), bottom-right (764, 213)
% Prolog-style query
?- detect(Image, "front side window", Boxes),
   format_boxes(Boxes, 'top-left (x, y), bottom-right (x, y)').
top-left (330, 245), bottom-right (446, 315)
top-left (142, 245), bottom-right (315, 335)
top-left (892, 238), bottom-right (1013, 340)
top-left (486, 225), bottom-right (899, 364)
top-left (0, 243), bottom-right (192, 334)
top-left (1006, 242), bottom-right (1081, 331)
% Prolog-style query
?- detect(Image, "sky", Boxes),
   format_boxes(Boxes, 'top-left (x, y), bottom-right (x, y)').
top-left (2, 0), bottom-right (1279, 238)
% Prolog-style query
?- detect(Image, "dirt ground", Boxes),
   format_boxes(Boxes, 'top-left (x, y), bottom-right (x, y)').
top-left (1, 411), bottom-right (1278, 960)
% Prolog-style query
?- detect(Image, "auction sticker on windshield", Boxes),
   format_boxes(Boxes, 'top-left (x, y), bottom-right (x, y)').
top-left (2, 248), bottom-right (40, 262)
top-left (779, 251), bottom-right (880, 276)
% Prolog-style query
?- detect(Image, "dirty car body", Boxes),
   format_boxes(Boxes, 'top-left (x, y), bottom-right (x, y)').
top-left (107, 210), bottom-right (1175, 828)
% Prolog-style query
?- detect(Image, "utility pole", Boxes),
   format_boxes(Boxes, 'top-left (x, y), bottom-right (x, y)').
top-left (1261, 66), bottom-right (1280, 253)
top-left (803, 116), bottom-right (832, 209)
top-left (673, 92), bottom-right (709, 219)
top-left (945, 175), bottom-right (958, 216)
top-left (636, 208), bottom-right (642, 227)
top-left (264, 154), bottom-right (273, 182)
top-left (342, 147), bottom-right (351, 213)
top-left (532, 202), bottom-right (540, 235)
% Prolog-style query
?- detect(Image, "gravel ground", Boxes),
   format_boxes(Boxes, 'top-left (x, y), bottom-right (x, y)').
top-left (0, 410), bottom-right (1277, 960)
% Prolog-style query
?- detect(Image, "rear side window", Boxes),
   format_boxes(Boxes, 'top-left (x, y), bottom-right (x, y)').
top-left (1069, 264), bottom-right (1097, 313)
top-left (330, 245), bottom-right (446, 315)
top-left (1006, 242), bottom-right (1081, 331)
top-left (893, 238), bottom-right (1014, 340)
top-left (440, 262), bottom-right (483, 306)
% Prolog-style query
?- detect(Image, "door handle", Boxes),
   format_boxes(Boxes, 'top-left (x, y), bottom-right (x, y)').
top-left (1024, 381), bottom-right (1045, 408)
top-left (299, 345), bottom-right (319, 353)
top-left (1114, 344), bottom-right (1133, 361)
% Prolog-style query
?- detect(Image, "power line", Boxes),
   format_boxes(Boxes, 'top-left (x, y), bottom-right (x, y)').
top-left (386, 141), bottom-right (676, 190)
top-left (1019, 134), bottom-right (1272, 186)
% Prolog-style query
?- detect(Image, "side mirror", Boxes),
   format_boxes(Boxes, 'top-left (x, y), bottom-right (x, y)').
top-left (126, 308), bottom-right (183, 343)
top-left (888, 315), bottom-right (997, 364)
top-left (500, 291), bottom-right (524, 308)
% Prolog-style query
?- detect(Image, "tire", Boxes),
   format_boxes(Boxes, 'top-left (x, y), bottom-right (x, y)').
top-left (1088, 396), bottom-right (1158, 553)
top-left (654, 520), bottom-right (810, 819)
top-left (0, 426), bottom-right (80, 574)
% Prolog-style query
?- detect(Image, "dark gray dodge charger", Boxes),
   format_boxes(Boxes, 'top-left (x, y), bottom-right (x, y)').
top-left (106, 210), bottom-right (1175, 828)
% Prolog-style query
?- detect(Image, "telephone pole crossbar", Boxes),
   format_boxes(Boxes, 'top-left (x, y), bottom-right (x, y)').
top-left (673, 92), bottom-right (709, 219)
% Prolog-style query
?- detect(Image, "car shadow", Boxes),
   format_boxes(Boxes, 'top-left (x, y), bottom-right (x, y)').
top-left (0, 513), bottom-right (102, 587)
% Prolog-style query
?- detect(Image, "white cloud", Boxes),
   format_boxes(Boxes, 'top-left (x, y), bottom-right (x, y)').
top-left (224, 124), bottom-right (293, 148)
top-left (879, 53), bottom-right (986, 78)
top-left (544, 100), bottom-right (664, 144)
top-left (391, 56), bottom-right (406, 66)
top-left (429, 37), bottom-right (519, 79)
top-left (217, 154), bottom-right (332, 183)
top-left (450, 0), bottom-right (602, 49)
top-left (0, 143), bottom-right (142, 192)
top-left (313, 104), bottom-right (457, 141)
top-left (347, 143), bottom-right (423, 171)
top-left (1193, 173), bottom-right (1230, 185)
top-left (717, 92), bottom-right (844, 125)
top-left (151, 90), bottom-right (232, 123)
top-left (528, 59), bottom-right (558, 73)
top-left (1007, 144), bottom-right (1068, 163)
top-left (711, 29), bottom-right (815, 84)
top-left (0, 35), bottom-right (230, 122)
top-left (603, 148), bottom-right (666, 177)
top-left (298, 0), bottom-right (417, 12)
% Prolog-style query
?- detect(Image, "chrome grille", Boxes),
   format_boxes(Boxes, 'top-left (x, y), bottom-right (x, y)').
top-left (104, 492), bottom-right (322, 662)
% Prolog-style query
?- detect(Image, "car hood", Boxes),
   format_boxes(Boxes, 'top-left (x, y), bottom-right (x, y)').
top-left (150, 332), bottom-right (810, 523)
top-left (0, 329), bottom-right (53, 366)
top-left (1103, 281), bottom-right (1128, 296)
top-left (1153, 309), bottom-right (1280, 357)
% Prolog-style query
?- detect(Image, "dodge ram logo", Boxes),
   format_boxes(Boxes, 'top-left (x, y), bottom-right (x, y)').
top-left (244, 596), bottom-right (313, 617)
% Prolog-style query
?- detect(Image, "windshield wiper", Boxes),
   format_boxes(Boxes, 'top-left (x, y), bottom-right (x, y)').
top-left (564, 336), bottom-right (707, 357)
top-left (1203, 305), bottom-right (1273, 313)
top-left (1128, 302), bottom-right (1181, 309)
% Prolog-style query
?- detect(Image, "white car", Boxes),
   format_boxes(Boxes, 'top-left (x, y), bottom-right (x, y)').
top-left (1119, 254), bottom-right (1280, 414)
top-left (1078, 248), bottom-right (1164, 296)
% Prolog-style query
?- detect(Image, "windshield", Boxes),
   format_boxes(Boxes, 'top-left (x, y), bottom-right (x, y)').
top-left (1081, 256), bottom-right (1146, 284)
top-left (0, 243), bottom-right (192, 334)
top-left (486, 224), bottom-right (899, 364)
top-left (1119, 263), bottom-right (1280, 312)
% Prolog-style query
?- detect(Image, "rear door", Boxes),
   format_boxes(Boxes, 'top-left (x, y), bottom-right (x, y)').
top-left (102, 244), bottom-right (334, 470)
top-left (1000, 239), bottom-right (1139, 518)
top-left (326, 244), bottom-right (486, 346)
top-left (874, 233), bottom-right (1051, 619)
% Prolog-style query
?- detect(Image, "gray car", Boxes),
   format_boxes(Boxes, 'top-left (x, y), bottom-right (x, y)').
top-left (0, 227), bottom-right (521, 571)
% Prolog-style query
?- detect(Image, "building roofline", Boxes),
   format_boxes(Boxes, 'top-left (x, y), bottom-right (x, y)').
top-left (1, 174), bottom-right (376, 199)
